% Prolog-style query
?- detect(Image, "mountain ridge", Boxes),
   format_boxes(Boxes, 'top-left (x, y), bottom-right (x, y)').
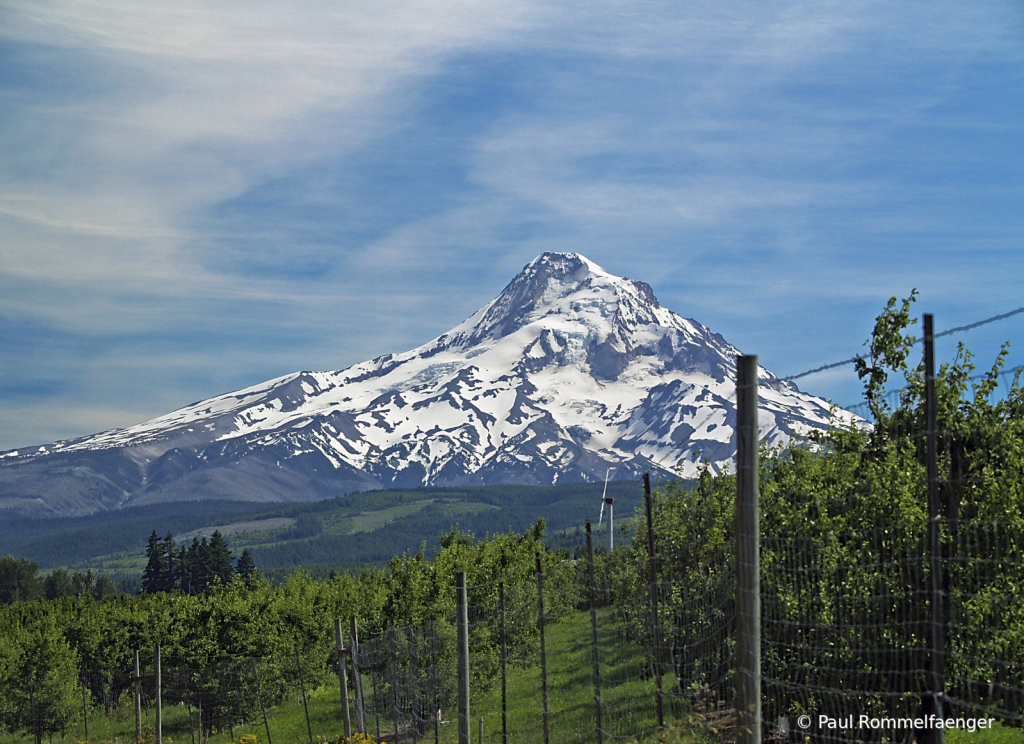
top-left (1, 252), bottom-right (846, 518)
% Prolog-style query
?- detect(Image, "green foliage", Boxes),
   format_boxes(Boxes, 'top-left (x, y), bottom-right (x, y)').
top-left (0, 605), bottom-right (80, 738)
top-left (854, 289), bottom-right (919, 421)
top-left (0, 513), bottom-right (573, 740)
top-left (616, 292), bottom-right (1024, 725)
top-left (42, 567), bottom-right (72, 600)
top-left (1, 557), bottom-right (117, 605)
top-left (1, 294), bottom-right (1018, 741)
top-left (0, 555), bottom-right (42, 603)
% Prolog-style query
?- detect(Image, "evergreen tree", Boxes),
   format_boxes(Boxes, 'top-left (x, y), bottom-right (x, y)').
top-left (195, 536), bottom-right (214, 592)
top-left (207, 530), bottom-right (234, 586)
top-left (160, 532), bottom-right (177, 592)
top-left (177, 538), bottom-right (202, 595)
top-left (141, 530), bottom-right (165, 594)
top-left (236, 549), bottom-right (256, 587)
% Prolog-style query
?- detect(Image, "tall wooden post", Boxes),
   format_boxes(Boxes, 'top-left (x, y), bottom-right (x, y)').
top-left (536, 553), bottom-right (550, 744)
top-left (336, 620), bottom-right (352, 738)
top-left (456, 572), bottom-right (471, 744)
top-left (925, 314), bottom-right (945, 744)
top-left (736, 355), bottom-right (761, 744)
top-left (644, 472), bottom-right (665, 728)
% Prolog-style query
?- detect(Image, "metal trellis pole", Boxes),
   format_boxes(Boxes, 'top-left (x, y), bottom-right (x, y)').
top-left (431, 616), bottom-right (440, 744)
top-left (500, 581), bottom-right (508, 744)
top-left (351, 617), bottom-right (366, 734)
top-left (156, 645), bottom-right (162, 744)
top-left (390, 624), bottom-right (400, 743)
top-left (135, 650), bottom-right (143, 744)
top-left (587, 521), bottom-right (604, 744)
top-left (81, 675), bottom-right (89, 742)
top-left (336, 619), bottom-right (353, 738)
top-left (296, 646), bottom-right (314, 744)
top-left (251, 658), bottom-right (273, 744)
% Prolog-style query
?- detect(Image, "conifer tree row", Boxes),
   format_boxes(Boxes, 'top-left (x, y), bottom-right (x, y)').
top-left (142, 529), bottom-right (240, 594)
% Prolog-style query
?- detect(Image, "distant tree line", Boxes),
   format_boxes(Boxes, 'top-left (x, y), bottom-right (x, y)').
top-left (141, 530), bottom-right (255, 594)
top-left (0, 555), bottom-right (117, 603)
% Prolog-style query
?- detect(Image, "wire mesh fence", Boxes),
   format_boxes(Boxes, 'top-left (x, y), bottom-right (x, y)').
top-left (4, 415), bottom-right (1023, 744)
top-left (6, 512), bottom-right (1024, 744)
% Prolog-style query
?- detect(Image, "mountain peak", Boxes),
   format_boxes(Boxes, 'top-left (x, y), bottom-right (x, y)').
top-left (447, 252), bottom-right (665, 350)
top-left (1, 252), bottom-right (844, 518)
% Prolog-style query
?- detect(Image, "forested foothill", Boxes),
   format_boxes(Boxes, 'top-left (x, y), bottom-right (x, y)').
top-left (0, 293), bottom-right (1021, 742)
top-left (0, 481), bottom-right (640, 588)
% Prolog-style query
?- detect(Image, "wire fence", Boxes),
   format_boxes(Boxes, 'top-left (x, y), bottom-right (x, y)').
top-left (6, 506), bottom-right (1023, 743)
top-left (5, 337), bottom-right (1023, 743)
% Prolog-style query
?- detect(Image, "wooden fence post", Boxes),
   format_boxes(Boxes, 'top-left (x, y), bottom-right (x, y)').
top-left (736, 355), bottom-right (761, 744)
top-left (645, 472), bottom-right (665, 728)
top-left (456, 571), bottom-right (471, 744)
top-left (536, 553), bottom-right (550, 744)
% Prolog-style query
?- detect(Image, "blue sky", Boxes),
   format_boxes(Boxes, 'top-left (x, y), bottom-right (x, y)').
top-left (1, 0), bottom-right (1022, 451)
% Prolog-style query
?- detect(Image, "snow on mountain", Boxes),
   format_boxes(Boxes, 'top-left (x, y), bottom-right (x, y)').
top-left (0, 253), bottom-right (850, 517)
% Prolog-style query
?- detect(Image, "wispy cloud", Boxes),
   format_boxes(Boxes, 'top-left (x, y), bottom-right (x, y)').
top-left (0, 0), bottom-right (1021, 448)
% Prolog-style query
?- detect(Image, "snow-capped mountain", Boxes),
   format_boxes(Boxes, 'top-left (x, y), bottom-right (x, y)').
top-left (0, 253), bottom-right (846, 517)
